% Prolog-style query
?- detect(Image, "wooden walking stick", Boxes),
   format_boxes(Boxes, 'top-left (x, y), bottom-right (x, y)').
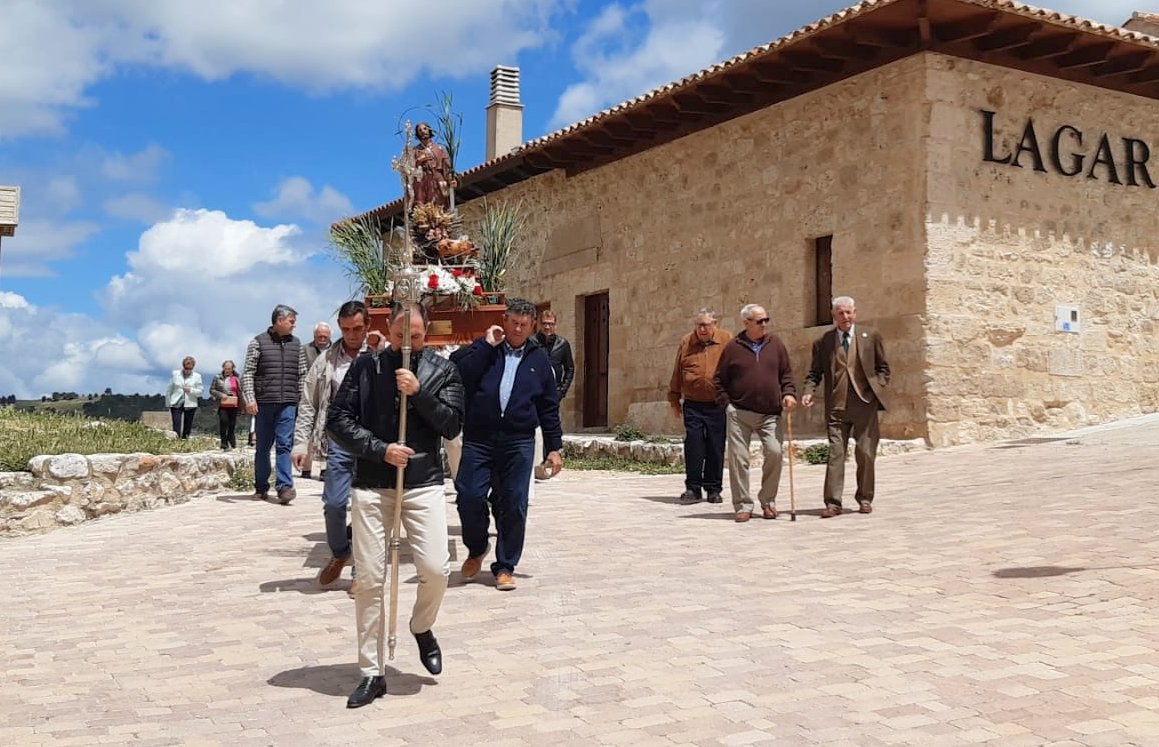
top-left (786, 411), bottom-right (797, 522)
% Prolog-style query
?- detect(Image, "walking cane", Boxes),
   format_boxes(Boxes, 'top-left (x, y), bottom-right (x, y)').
top-left (786, 411), bottom-right (797, 522)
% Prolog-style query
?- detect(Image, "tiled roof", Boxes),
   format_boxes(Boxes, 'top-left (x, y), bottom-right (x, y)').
top-left (352, 0), bottom-right (1159, 223)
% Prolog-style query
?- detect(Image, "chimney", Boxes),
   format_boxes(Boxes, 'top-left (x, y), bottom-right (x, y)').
top-left (485, 65), bottom-right (523, 162)
top-left (1124, 11), bottom-right (1159, 36)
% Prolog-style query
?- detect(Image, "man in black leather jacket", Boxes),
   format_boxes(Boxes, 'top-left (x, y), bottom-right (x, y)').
top-left (326, 302), bottom-right (464, 709)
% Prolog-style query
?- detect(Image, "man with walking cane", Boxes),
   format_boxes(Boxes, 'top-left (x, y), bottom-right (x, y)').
top-left (802, 296), bottom-right (890, 518)
top-left (326, 300), bottom-right (465, 708)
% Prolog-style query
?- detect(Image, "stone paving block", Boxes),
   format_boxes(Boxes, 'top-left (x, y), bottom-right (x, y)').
top-left (3, 416), bottom-right (1159, 744)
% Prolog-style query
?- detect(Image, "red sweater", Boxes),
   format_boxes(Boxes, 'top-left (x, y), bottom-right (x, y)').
top-left (713, 333), bottom-right (797, 415)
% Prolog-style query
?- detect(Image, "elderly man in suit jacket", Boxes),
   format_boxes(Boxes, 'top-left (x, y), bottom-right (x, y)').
top-left (802, 296), bottom-right (890, 518)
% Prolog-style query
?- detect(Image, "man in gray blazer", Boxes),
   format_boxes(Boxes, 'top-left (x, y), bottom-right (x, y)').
top-left (802, 296), bottom-right (890, 517)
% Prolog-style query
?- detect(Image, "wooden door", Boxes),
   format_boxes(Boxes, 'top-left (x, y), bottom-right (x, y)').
top-left (582, 292), bottom-right (609, 428)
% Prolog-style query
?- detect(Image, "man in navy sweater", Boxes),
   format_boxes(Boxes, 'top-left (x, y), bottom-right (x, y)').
top-left (451, 298), bottom-right (564, 591)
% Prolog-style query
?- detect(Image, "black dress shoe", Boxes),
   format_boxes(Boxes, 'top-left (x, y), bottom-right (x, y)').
top-left (679, 490), bottom-right (703, 504)
top-left (706, 492), bottom-right (723, 504)
top-left (414, 629), bottom-right (442, 675)
top-left (347, 675), bottom-right (387, 708)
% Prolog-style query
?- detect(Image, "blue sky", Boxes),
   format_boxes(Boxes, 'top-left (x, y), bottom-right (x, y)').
top-left (0, 0), bottom-right (1137, 397)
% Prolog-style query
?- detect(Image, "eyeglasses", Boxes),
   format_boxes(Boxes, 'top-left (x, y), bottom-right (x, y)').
top-left (748, 318), bottom-right (770, 325)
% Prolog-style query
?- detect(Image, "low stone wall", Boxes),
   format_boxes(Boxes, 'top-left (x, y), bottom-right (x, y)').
top-left (0, 451), bottom-right (249, 536)
top-left (562, 434), bottom-right (928, 464)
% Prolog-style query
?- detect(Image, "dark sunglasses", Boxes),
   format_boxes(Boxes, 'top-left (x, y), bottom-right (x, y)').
top-left (749, 318), bottom-right (770, 325)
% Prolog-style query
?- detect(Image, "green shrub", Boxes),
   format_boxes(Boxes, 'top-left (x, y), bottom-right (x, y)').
top-left (613, 423), bottom-right (646, 442)
top-left (802, 444), bottom-right (830, 465)
top-left (0, 408), bottom-right (218, 472)
top-left (229, 461), bottom-right (255, 491)
top-left (561, 441), bottom-right (682, 474)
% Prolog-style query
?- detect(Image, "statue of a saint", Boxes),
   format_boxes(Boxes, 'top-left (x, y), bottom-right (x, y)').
top-left (411, 122), bottom-right (452, 209)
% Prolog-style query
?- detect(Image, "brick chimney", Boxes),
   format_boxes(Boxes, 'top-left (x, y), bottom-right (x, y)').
top-left (485, 65), bottom-right (523, 162)
top-left (1124, 11), bottom-right (1159, 36)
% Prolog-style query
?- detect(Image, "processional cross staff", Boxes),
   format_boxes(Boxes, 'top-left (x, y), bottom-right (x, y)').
top-left (384, 121), bottom-right (423, 661)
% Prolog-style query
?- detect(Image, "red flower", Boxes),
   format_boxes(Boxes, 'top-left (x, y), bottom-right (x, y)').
top-left (452, 268), bottom-right (463, 277)
top-left (427, 274), bottom-right (439, 289)
top-left (472, 285), bottom-right (483, 296)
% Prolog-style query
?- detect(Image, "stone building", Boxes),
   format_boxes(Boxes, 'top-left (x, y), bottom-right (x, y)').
top-left (360, 0), bottom-right (1159, 446)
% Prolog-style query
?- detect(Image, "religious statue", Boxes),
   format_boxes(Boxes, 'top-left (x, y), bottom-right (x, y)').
top-left (411, 122), bottom-right (452, 209)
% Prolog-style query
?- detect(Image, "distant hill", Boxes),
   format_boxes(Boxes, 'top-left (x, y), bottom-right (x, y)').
top-left (3, 393), bottom-right (252, 438)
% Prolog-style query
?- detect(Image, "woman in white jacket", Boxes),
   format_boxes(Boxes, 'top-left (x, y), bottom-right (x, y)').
top-left (166, 356), bottom-right (203, 439)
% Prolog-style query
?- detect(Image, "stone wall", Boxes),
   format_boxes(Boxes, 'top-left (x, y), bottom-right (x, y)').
top-left (461, 55), bottom-right (932, 441)
top-left (0, 451), bottom-right (249, 536)
top-left (924, 54), bottom-right (1159, 445)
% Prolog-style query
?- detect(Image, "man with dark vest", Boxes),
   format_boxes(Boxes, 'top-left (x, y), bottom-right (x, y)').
top-left (243, 304), bottom-right (307, 504)
top-left (802, 296), bottom-right (890, 517)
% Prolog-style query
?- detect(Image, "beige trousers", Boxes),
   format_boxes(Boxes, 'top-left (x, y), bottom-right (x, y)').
top-left (725, 406), bottom-right (783, 512)
top-left (443, 436), bottom-right (462, 480)
top-left (351, 484), bottom-right (449, 677)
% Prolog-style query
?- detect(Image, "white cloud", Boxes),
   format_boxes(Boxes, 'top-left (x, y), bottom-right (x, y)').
top-left (253, 177), bottom-right (355, 226)
top-left (0, 292), bottom-right (31, 310)
top-left (45, 176), bottom-right (83, 213)
top-left (122, 208), bottom-right (304, 279)
top-left (100, 144), bottom-right (171, 183)
top-left (0, 218), bottom-right (101, 277)
top-left (549, 0), bottom-right (1148, 129)
top-left (103, 193), bottom-right (172, 224)
top-left (0, 208), bottom-right (355, 398)
top-left (0, 0), bottom-right (569, 138)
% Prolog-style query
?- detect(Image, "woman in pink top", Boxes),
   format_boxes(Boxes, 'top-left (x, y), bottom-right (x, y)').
top-left (210, 360), bottom-right (242, 450)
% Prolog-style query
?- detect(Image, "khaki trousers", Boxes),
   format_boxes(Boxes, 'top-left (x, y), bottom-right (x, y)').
top-left (824, 394), bottom-right (880, 508)
top-left (351, 484), bottom-right (449, 677)
top-left (725, 406), bottom-right (783, 512)
top-left (443, 436), bottom-right (462, 480)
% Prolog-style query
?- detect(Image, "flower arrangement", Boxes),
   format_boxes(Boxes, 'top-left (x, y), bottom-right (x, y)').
top-left (382, 263), bottom-right (483, 309)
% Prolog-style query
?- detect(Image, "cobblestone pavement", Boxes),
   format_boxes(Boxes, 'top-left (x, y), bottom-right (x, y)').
top-left (3, 415), bottom-right (1159, 746)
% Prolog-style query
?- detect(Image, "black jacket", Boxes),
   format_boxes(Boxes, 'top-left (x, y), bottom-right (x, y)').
top-left (534, 333), bottom-right (575, 399)
top-left (326, 348), bottom-right (464, 489)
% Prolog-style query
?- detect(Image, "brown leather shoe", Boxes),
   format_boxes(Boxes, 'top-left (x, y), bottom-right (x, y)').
top-left (762, 505), bottom-right (777, 520)
top-left (735, 511), bottom-right (752, 523)
top-left (495, 571), bottom-right (516, 591)
top-left (251, 490), bottom-right (268, 501)
top-left (318, 554), bottom-right (351, 586)
top-left (820, 506), bottom-right (842, 518)
top-left (276, 487), bottom-right (296, 505)
top-left (858, 503), bottom-right (873, 514)
top-left (460, 543), bottom-right (490, 581)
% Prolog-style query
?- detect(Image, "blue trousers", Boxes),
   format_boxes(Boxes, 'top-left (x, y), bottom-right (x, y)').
top-left (170, 407), bottom-right (196, 439)
top-left (254, 403), bottom-right (296, 493)
top-left (682, 400), bottom-right (726, 495)
top-left (321, 440), bottom-right (354, 557)
top-left (455, 436), bottom-right (534, 576)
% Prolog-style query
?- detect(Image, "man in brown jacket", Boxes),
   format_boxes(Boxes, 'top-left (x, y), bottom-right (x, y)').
top-left (713, 304), bottom-right (797, 522)
top-left (803, 296), bottom-right (890, 517)
top-left (668, 308), bottom-right (731, 504)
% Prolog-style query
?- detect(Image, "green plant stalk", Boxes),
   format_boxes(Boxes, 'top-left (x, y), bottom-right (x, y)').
top-left (330, 215), bottom-right (399, 296)
top-left (430, 90), bottom-right (463, 211)
top-left (475, 199), bottom-right (526, 293)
